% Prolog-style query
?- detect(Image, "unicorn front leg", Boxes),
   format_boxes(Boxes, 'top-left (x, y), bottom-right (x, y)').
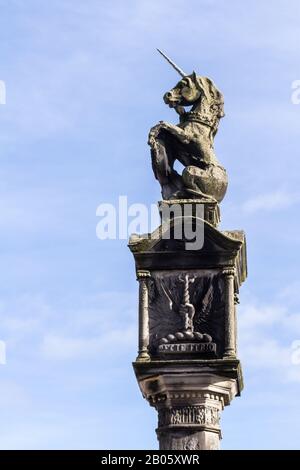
top-left (156, 121), bottom-right (192, 146)
top-left (148, 122), bottom-right (186, 199)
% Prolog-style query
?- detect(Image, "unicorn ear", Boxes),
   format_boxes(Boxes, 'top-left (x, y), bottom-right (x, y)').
top-left (191, 71), bottom-right (202, 90)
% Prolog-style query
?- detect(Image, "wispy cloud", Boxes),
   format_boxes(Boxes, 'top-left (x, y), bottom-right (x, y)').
top-left (242, 190), bottom-right (300, 213)
top-left (41, 325), bottom-right (136, 361)
top-left (238, 297), bottom-right (300, 382)
top-left (0, 290), bottom-right (137, 360)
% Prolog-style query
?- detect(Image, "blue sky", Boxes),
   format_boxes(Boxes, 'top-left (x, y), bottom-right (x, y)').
top-left (0, 0), bottom-right (300, 449)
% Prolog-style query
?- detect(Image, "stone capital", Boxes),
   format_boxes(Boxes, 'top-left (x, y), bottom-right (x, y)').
top-left (223, 267), bottom-right (235, 278)
top-left (136, 270), bottom-right (151, 281)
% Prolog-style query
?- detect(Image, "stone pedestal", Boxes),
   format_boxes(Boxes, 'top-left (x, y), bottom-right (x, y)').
top-left (129, 200), bottom-right (247, 450)
top-left (134, 360), bottom-right (242, 450)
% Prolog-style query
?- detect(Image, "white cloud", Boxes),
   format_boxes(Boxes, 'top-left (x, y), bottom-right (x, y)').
top-left (240, 336), bottom-right (290, 369)
top-left (238, 298), bottom-right (300, 382)
top-left (0, 290), bottom-right (137, 361)
top-left (0, 341), bottom-right (6, 365)
top-left (231, 105), bottom-right (300, 136)
top-left (239, 303), bottom-right (286, 329)
top-left (41, 325), bottom-right (136, 360)
top-left (42, 335), bottom-right (97, 360)
top-left (278, 281), bottom-right (300, 306)
top-left (242, 190), bottom-right (300, 213)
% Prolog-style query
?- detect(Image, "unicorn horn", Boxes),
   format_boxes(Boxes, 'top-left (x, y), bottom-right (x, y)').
top-left (156, 49), bottom-right (187, 78)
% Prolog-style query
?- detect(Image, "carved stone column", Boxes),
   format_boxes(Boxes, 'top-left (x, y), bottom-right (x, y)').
top-left (127, 61), bottom-right (249, 450)
top-left (234, 293), bottom-right (240, 356)
top-left (136, 270), bottom-right (151, 362)
top-left (130, 214), bottom-right (247, 450)
top-left (157, 404), bottom-right (221, 450)
top-left (134, 366), bottom-right (239, 450)
top-left (223, 268), bottom-right (236, 358)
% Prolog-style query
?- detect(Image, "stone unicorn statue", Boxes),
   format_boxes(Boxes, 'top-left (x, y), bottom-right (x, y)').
top-left (148, 49), bottom-right (228, 202)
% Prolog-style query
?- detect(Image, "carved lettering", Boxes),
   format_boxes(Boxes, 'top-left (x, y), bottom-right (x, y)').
top-left (158, 342), bottom-right (216, 353)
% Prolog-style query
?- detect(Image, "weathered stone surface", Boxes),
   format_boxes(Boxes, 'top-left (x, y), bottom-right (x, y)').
top-left (133, 362), bottom-right (239, 450)
top-left (182, 165), bottom-right (228, 203)
top-left (129, 214), bottom-right (247, 276)
top-left (148, 66), bottom-right (226, 202)
top-left (158, 430), bottom-right (220, 451)
top-left (158, 405), bottom-right (220, 427)
top-left (129, 211), bottom-right (247, 449)
top-left (129, 54), bottom-right (247, 450)
top-left (148, 269), bottom-right (225, 359)
top-left (158, 199), bottom-right (220, 227)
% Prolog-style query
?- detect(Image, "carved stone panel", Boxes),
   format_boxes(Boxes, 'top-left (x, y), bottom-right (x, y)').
top-left (158, 405), bottom-right (220, 427)
top-left (158, 430), bottom-right (220, 451)
top-left (148, 269), bottom-right (225, 358)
